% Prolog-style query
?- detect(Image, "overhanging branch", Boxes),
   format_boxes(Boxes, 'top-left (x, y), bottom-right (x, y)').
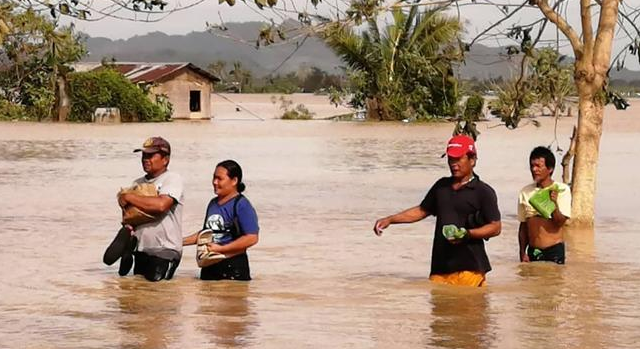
top-left (581, 0), bottom-right (594, 60)
top-left (533, 0), bottom-right (584, 59)
top-left (593, 0), bottom-right (621, 70)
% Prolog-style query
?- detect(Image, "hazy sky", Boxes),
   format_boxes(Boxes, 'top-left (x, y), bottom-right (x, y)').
top-left (65, 0), bottom-right (640, 69)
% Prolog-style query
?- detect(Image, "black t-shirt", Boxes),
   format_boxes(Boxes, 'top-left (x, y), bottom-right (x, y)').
top-left (419, 175), bottom-right (501, 275)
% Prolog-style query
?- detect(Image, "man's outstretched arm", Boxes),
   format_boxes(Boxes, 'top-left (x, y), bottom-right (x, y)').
top-left (373, 206), bottom-right (429, 236)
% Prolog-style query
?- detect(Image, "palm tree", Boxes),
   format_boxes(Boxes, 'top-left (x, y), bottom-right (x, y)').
top-left (322, 7), bottom-right (462, 120)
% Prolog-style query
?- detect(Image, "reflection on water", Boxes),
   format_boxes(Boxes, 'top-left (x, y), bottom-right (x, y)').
top-left (428, 287), bottom-right (495, 349)
top-left (112, 279), bottom-right (184, 349)
top-left (1, 120), bottom-right (640, 348)
top-left (194, 282), bottom-right (255, 347)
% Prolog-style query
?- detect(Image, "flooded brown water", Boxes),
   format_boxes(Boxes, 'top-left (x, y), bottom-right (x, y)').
top-left (1, 108), bottom-right (640, 348)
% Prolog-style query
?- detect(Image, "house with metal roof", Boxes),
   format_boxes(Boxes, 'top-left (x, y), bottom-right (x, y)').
top-left (76, 62), bottom-right (220, 120)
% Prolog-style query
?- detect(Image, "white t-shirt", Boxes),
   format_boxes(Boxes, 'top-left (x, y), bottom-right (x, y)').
top-left (132, 171), bottom-right (184, 259)
top-left (517, 181), bottom-right (572, 222)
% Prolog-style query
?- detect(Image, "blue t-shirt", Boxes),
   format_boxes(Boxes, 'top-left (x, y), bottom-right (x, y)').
top-left (202, 195), bottom-right (259, 246)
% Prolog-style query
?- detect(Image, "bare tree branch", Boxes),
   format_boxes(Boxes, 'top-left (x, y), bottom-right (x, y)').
top-left (468, 0), bottom-right (529, 48)
top-left (534, 0), bottom-right (584, 59)
top-left (581, 0), bottom-right (594, 60)
top-left (593, 0), bottom-right (621, 72)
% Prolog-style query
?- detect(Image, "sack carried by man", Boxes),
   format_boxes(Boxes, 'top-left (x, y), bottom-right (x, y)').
top-left (118, 183), bottom-right (158, 226)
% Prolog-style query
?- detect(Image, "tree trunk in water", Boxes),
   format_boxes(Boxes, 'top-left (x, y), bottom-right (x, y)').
top-left (57, 76), bottom-right (70, 122)
top-left (561, 126), bottom-right (577, 184)
top-left (365, 97), bottom-right (390, 121)
top-left (570, 91), bottom-right (604, 227)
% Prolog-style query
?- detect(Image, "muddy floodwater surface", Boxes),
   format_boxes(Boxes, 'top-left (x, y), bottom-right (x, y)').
top-left (1, 108), bottom-right (639, 348)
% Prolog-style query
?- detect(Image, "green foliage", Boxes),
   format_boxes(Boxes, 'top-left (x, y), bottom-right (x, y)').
top-left (67, 69), bottom-right (168, 122)
top-left (530, 48), bottom-right (575, 116)
top-left (0, 4), bottom-right (86, 120)
top-left (327, 86), bottom-right (343, 107)
top-left (0, 98), bottom-right (28, 120)
top-left (463, 94), bottom-right (484, 121)
top-left (155, 94), bottom-right (174, 120)
top-left (207, 61), bottom-right (343, 94)
top-left (489, 47), bottom-right (576, 128)
top-left (323, 7), bottom-right (462, 120)
top-left (281, 104), bottom-right (314, 120)
top-left (278, 96), bottom-right (314, 120)
top-left (255, 75), bottom-right (300, 93)
top-left (301, 67), bottom-right (342, 92)
top-left (489, 79), bottom-right (537, 128)
top-left (451, 94), bottom-right (484, 139)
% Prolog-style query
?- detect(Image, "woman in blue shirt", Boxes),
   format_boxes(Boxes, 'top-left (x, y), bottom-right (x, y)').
top-left (183, 160), bottom-right (259, 280)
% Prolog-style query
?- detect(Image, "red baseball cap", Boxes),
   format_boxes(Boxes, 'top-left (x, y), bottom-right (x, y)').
top-left (446, 135), bottom-right (476, 158)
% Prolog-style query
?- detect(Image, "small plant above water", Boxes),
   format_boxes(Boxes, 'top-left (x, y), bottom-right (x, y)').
top-left (278, 96), bottom-right (315, 120)
top-left (281, 104), bottom-right (315, 120)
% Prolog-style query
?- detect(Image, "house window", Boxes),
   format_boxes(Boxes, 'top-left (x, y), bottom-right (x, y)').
top-left (190, 90), bottom-right (201, 112)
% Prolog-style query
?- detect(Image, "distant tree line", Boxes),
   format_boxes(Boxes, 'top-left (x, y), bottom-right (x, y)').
top-left (206, 61), bottom-right (345, 94)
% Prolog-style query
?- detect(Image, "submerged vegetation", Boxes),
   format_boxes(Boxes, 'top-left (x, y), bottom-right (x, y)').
top-left (0, 3), bottom-right (172, 122)
top-left (322, 7), bottom-right (463, 121)
top-left (68, 69), bottom-right (170, 122)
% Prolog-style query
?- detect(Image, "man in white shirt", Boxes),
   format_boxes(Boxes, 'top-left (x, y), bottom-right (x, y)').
top-left (105, 136), bottom-right (184, 281)
top-left (517, 146), bottom-right (571, 264)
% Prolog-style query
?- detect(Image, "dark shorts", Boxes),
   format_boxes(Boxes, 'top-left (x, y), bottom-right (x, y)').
top-left (528, 243), bottom-right (565, 264)
top-left (200, 253), bottom-right (251, 281)
top-left (133, 252), bottom-right (180, 282)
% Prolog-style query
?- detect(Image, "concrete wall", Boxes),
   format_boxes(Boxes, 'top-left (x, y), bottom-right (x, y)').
top-left (151, 70), bottom-right (213, 119)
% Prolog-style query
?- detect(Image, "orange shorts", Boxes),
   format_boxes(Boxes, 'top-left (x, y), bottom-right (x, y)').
top-left (429, 271), bottom-right (487, 287)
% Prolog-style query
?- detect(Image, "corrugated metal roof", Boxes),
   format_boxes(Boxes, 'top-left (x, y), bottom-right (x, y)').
top-left (115, 63), bottom-right (188, 83)
top-left (75, 62), bottom-right (220, 83)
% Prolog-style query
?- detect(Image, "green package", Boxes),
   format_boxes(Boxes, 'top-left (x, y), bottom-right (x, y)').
top-left (528, 183), bottom-right (564, 219)
top-left (442, 224), bottom-right (467, 240)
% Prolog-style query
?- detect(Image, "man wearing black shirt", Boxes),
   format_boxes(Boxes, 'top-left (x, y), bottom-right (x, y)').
top-left (373, 135), bottom-right (502, 286)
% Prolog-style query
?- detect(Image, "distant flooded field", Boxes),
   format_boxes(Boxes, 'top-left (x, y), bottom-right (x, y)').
top-left (1, 101), bottom-right (639, 348)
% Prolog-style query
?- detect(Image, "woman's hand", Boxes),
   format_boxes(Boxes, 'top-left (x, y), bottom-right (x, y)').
top-left (206, 242), bottom-right (223, 253)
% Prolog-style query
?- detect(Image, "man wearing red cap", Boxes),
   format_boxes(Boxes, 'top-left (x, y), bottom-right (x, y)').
top-left (373, 134), bottom-right (502, 286)
top-left (104, 136), bottom-right (184, 281)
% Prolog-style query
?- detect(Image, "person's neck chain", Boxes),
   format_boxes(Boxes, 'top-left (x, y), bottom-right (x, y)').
top-left (461, 175), bottom-right (475, 186)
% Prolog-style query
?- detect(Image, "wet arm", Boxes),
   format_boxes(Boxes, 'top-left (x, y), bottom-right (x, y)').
top-left (386, 206), bottom-right (429, 224)
top-left (374, 206), bottom-right (429, 235)
top-left (549, 190), bottom-right (568, 227)
top-left (209, 234), bottom-right (259, 255)
top-left (120, 193), bottom-right (175, 214)
top-left (183, 232), bottom-right (198, 246)
top-left (550, 206), bottom-right (568, 227)
top-left (468, 220), bottom-right (501, 240)
top-left (518, 222), bottom-right (529, 262)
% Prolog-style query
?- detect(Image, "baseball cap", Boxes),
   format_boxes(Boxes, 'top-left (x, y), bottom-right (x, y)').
top-left (446, 135), bottom-right (476, 158)
top-left (133, 136), bottom-right (171, 155)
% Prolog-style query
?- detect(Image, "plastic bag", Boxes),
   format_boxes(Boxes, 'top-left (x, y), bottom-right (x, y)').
top-left (528, 183), bottom-right (564, 219)
top-left (442, 224), bottom-right (468, 240)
